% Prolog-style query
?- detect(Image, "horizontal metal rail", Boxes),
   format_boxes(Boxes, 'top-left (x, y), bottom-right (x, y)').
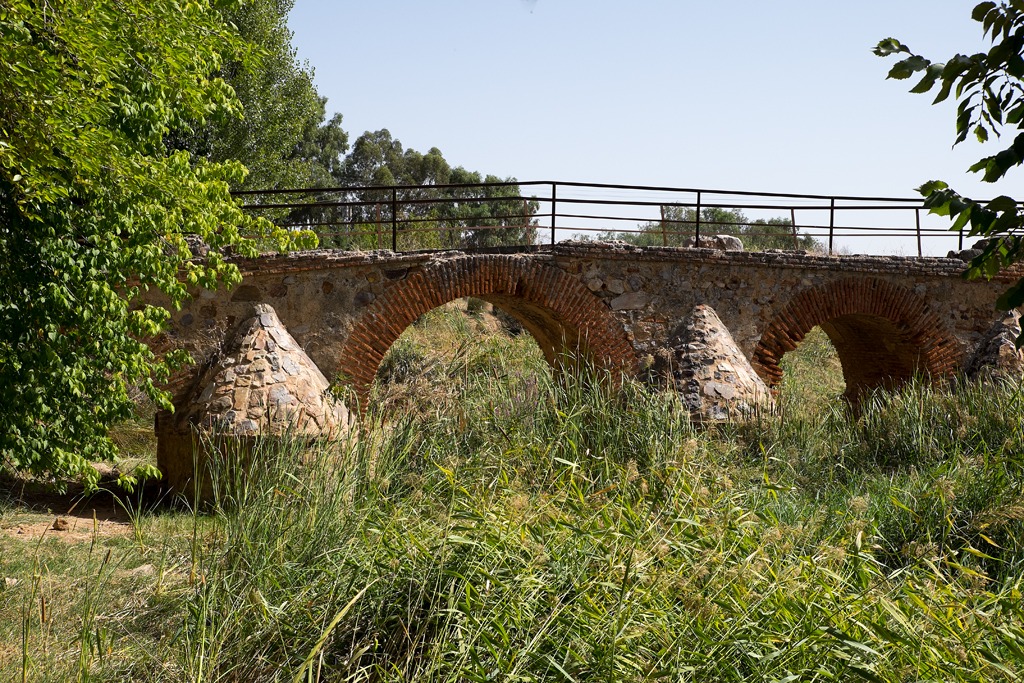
top-left (234, 180), bottom-right (1018, 257)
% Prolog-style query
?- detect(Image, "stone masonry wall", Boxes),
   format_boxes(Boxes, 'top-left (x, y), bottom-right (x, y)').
top-left (150, 243), bottom-right (1021, 408)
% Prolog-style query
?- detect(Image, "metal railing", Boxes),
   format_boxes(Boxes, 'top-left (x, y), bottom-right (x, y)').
top-left (234, 180), bottom-right (993, 257)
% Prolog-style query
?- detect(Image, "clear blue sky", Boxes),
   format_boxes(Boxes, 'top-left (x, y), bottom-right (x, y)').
top-left (287, 1), bottom-right (1007, 254)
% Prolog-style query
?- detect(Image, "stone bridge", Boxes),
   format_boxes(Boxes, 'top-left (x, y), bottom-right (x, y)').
top-left (153, 242), bottom-right (1022, 489)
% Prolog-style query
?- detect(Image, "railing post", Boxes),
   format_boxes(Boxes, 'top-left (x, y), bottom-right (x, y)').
top-left (350, 202), bottom-right (358, 250)
top-left (522, 198), bottom-right (534, 245)
top-left (694, 191), bottom-right (702, 247)
top-left (550, 182), bottom-right (557, 246)
top-left (959, 227), bottom-right (964, 251)
top-left (660, 204), bottom-right (667, 247)
top-left (375, 203), bottom-right (382, 249)
top-left (828, 197), bottom-right (835, 256)
top-left (391, 187), bottom-right (398, 252)
top-left (915, 208), bottom-right (922, 257)
top-left (790, 208), bottom-right (798, 250)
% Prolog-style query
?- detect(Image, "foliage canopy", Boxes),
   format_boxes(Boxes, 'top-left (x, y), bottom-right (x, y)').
top-left (0, 0), bottom-right (312, 483)
top-left (168, 0), bottom-right (349, 191)
top-left (292, 128), bottom-right (539, 251)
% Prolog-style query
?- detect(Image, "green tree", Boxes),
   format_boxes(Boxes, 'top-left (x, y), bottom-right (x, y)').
top-left (876, 2), bottom-right (1024, 338)
top-left (169, 0), bottom-right (348, 191)
top-left (601, 207), bottom-right (821, 252)
top-left (445, 168), bottom-right (538, 249)
top-left (340, 129), bottom-right (451, 188)
top-left (0, 0), bottom-right (311, 483)
top-left (331, 129), bottom-right (537, 250)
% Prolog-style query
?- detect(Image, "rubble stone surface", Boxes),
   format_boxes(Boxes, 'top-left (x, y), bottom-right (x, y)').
top-left (658, 304), bottom-right (773, 422)
top-left (156, 303), bottom-right (349, 499)
top-left (688, 234), bottom-right (744, 251)
top-left (964, 310), bottom-right (1024, 378)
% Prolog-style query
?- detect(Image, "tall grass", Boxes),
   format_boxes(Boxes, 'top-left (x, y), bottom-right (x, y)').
top-left (745, 340), bottom-right (1024, 585)
top-left (4, 308), bottom-right (1024, 681)
top-left (139, 362), bottom-right (1024, 681)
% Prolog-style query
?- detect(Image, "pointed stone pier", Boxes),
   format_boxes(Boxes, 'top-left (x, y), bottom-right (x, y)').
top-left (156, 304), bottom-right (350, 501)
top-left (658, 304), bottom-right (774, 422)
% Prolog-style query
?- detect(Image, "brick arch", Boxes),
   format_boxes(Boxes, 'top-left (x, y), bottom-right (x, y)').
top-left (337, 254), bottom-right (637, 405)
top-left (752, 277), bottom-right (961, 401)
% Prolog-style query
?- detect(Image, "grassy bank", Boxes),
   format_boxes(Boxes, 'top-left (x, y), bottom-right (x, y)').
top-left (2, 304), bottom-right (1023, 681)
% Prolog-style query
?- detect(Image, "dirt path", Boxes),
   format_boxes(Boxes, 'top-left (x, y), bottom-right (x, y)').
top-left (1, 480), bottom-right (135, 543)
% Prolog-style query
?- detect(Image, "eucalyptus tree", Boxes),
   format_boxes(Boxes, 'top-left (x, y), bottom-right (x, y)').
top-left (338, 129), bottom-right (538, 250)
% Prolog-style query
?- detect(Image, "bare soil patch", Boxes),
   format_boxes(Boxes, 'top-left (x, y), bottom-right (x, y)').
top-left (1, 475), bottom-right (135, 543)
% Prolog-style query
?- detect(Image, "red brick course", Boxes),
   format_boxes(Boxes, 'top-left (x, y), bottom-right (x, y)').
top-left (752, 277), bottom-right (960, 398)
top-left (338, 255), bottom-right (637, 406)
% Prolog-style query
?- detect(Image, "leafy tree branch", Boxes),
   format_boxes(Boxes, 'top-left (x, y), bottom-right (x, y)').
top-left (876, 1), bottom-right (1024, 325)
top-left (0, 0), bottom-right (313, 483)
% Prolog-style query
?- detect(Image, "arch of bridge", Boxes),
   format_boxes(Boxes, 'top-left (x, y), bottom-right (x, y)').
top-left (337, 254), bottom-right (637, 405)
top-left (752, 277), bottom-right (961, 400)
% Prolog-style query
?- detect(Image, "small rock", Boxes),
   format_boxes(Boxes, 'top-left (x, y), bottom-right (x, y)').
top-left (947, 249), bottom-right (979, 262)
top-left (91, 462), bottom-right (116, 481)
top-left (688, 234), bottom-right (745, 251)
top-left (130, 564), bottom-right (156, 577)
top-left (610, 291), bottom-right (650, 311)
top-left (4, 577), bottom-right (20, 589)
top-left (184, 234), bottom-right (209, 257)
top-left (606, 278), bottom-right (626, 295)
top-left (51, 518), bottom-right (69, 532)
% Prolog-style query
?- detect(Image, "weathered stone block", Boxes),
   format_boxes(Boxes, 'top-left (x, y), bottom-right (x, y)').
top-left (610, 291), bottom-right (649, 311)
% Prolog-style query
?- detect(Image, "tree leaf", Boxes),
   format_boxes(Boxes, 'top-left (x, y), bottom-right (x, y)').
top-left (973, 2), bottom-right (997, 22)
top-left (986, 195), bottom-right (1019, 212)
top-left (873, 38), bottom-right (909, 57)
top-left (888, 55), bottom-right (931, 80)
top-left (996, 278), bottom-right (1024, 308)
top-left (1005, 102), bottom-right (1024, 124)
top-left (918, 180), bottom-right (949, 196)
top-left (911, 63), bottom-right (943, 93)
top-left (951, 207), bottom-right (974, 233)
top-left (986, 147), bottom-right (1021, 181)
